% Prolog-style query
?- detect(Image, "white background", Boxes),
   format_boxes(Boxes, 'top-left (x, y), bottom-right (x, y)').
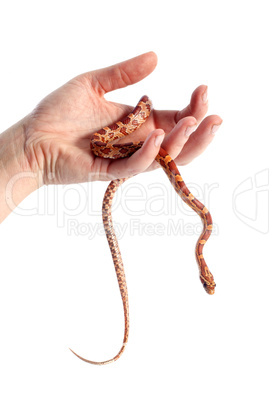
top-left (0, 1), bottom-right (273, 401)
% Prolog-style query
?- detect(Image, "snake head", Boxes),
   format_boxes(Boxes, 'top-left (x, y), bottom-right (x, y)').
top-left (200, 276), bottom-right (216, 295)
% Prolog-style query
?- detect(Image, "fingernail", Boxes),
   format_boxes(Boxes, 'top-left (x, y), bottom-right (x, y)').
top-left (154, 132), bottom-right (165, 147)
top-left (211, 122), bottom-right (222, 135)
top-left (202, 87), bottom-right (208, 103)
top-left (185, 125), bottom-right (197, 137)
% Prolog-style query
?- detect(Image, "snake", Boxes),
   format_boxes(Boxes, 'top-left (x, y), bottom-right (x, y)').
top-left (69, 95), bottom-right (216, 365)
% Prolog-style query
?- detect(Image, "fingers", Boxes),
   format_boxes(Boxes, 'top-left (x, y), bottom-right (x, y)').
top-left (106, 114), bottom-right (222, 178)
top-left (176, 85), bottom-right (209, 125)
top-left (178, 115), bottom-right (223, 165)
top-left (151, 85), bottom-right (209, 135)
top-left (107, 129), bottom-right (165, 179)
top-left (90, 52), bottom-right (158, 96)
top-left (161, 116), bottom-right (197, 159)
top-left (152, 85), bottom-right (222, 167)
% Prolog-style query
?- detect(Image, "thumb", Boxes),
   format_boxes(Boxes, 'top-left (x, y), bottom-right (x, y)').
top-left (89, 51), bottom-right (158, 95)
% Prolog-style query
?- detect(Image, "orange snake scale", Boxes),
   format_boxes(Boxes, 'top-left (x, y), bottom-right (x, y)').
top-left (69, 96), bottom-right (216, 365)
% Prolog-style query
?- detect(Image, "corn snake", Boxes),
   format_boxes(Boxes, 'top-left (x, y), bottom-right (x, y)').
top-left (70, 95), bottom-right (216, 365)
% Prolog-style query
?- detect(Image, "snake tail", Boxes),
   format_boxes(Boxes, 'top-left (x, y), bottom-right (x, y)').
top-left (69, 178), bottom-right (129, 365)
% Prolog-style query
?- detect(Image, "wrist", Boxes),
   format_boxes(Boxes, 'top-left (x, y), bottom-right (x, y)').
top-left (0, 117), bottom-right (43, 222)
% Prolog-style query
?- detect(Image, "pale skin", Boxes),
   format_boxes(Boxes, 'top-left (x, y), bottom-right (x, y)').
top-left (0, 51), bottom-right (222, 223)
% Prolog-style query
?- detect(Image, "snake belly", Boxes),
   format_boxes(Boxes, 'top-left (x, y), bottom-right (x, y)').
top-left (69, 95), bottom-right (216, 365)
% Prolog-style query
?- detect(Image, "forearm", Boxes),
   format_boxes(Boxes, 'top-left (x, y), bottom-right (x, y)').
top-left (0, 118), bottom-right (42, 223)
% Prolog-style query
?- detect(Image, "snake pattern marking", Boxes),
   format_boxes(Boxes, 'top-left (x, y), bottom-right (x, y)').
top-left (69, 96), bottom-right (216, 365)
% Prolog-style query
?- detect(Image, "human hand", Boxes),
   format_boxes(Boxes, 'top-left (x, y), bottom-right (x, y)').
top-left (24, 51), bottom-right (222, 184)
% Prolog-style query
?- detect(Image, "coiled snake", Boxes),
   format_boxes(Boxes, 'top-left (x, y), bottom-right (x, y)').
top-left (70, 96), bottom-right (216, 365)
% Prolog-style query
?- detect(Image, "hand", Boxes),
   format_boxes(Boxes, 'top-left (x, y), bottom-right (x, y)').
top-left (0, 52), bottom-right (222, 222)
top-left (24, 51), bottom-right (222, 184)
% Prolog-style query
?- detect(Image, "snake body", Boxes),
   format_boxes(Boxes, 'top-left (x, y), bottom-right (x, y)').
top-left (70, 96), bottom-right (216, 365)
